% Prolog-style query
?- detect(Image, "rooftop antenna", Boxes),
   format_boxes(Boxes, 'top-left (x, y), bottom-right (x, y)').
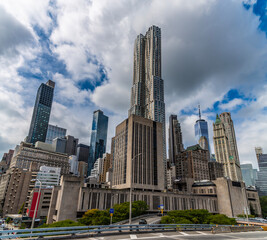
top-left (198, 104), bottom-right (201, 120)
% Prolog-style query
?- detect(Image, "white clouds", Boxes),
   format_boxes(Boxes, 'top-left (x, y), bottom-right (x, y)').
top-left (220, 98), bottom-right (244, 110)
top-left (0, 0), bottom-right (266, 169)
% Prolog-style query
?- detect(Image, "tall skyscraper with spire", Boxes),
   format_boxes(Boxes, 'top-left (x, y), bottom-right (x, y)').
top-left (194, 105), bottom-right (210, 152)
top-left (27, 80), bottom-right (55, 145)
top-left (169, 115), bottom-right (184, 165)
top-left (129, 26), bottom-right (166, 185)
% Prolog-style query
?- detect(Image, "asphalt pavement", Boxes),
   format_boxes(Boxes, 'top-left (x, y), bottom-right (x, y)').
top-left (82, 230), bottom-right (267, 240)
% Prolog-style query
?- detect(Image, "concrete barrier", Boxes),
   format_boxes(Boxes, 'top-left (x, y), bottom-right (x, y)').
top-left (212, 225), bottom-right (262, 234)
top-left (212, 226), bottom-right (231, 234)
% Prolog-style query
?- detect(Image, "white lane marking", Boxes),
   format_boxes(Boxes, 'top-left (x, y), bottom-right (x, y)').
top-left (130, 235), bottom-right (138, 239)
top-left (179, 232), bottom-right (189, 235)
top-left (196, 231), bottom-right (207, 235)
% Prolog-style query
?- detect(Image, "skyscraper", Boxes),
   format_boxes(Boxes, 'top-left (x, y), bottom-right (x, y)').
top-left (112, 115), bottom-right (164, 191)
top-left (169, 115), bottom-right (184, 165)
top-left (194, 105), bottom-right (210, 153)
top-left (241, 164), bottom-right (258, 187)
top-left (129, 26), bottom-right (166, 186)
top-left (213, 113), bottom-right (242, 182)
top-left (256, 154), bottom-right (267, 196)
top-left (27, 80), bottom-right (55, 144)
top-left (45, 124), bottom-right (67, 144)
top-left (88, 110), bottom-right (108, 176)
top-left (255, 147), bottom-right (263, 164)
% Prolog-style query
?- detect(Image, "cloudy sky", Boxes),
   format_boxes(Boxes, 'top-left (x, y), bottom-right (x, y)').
top-left (0, 0), bottom-right (266, 168)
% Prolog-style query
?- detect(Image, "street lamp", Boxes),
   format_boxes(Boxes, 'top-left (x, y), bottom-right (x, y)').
top-left (129, 153), bottom-right (142, 225)
top-left (110, 193), bottom-right (118, 225)
top-left (31, 179), bottom-right (42, 230)
top-left (242, 186), bottom-right (249, 223)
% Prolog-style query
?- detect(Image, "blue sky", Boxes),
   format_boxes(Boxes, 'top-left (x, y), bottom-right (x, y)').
top-left (0, 0), bottom-right (266, 168)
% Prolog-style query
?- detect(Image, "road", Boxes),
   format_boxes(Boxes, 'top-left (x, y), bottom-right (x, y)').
top-left (82, 231), bottom-right (267, 240)
top-left (130, 215), bottom-right (161, 225)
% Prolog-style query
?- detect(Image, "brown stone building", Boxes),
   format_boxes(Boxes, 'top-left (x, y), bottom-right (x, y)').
top-left (208, 161), bottom-right (224, 180)
top-left (173, 144), bottom-right (209, 192)
top-left (46, 175), bottom-right (261, 224)
top-left (0, 168), bottom-right (34, 216)
top-left (112, 115), bottom-right (165, 191)
top-left (99, 153), bottom-right (111, 183)
top-left (10, 142), bottom-right (69, 174)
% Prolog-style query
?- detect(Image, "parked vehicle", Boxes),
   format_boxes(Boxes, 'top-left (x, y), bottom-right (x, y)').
top-left (139, 219), bottom-right (147, 225)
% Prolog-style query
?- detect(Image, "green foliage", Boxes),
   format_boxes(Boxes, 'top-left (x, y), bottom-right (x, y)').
top-left (78, 209), bottom-right (109, 225)
top-left (39, 219), bottom-right (84, 228)
top-left (237, 214), bottom-right (255, 218)
top-left (18, 202), bottom-right (25, 214)
top-left (20, 223), bottom-right (26, 229)
top-left (161, 209), bottom-right (236, 225)
top-left (260, 196), bottom-right (267, 218)
top-left (6, 217), bottom-right (11, 224)
top-left (78, 201), bottom-right (148, 225)
top-left (207, 214), bottom-right (236, 225)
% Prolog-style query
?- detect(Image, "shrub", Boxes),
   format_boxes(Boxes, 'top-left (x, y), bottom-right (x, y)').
top-left (39, 219), bottom-right (84, 228)
top-left (162, 209), bottom-right (237, 225)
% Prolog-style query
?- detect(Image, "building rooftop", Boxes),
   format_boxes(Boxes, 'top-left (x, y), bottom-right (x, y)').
top-left (186, 144), bottom-right (204, 151)
top-left (215, 114), bottom-right (221, 124)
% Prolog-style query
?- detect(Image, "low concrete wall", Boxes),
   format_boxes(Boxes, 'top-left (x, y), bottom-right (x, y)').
top-left (212, 225), bottom-right (262, 234)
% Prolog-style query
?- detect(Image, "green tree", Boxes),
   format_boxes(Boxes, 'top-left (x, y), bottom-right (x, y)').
top-left (78, 209), bottom-right (109, 226)
top-left (162, 209), bottom-right (237, 225)
top-left (207, 214), bottom-right (236, 225)
top-left (18, 202), bottom-right (25, 214)
top-left (260, 196), bottom-right (267, 218)
top-left (40, 220), bottom-right (84, 228)
top-left (5, 217), bottom-right (11, 224)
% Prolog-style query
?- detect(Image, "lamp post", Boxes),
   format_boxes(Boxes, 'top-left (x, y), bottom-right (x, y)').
top-left (110, 193), bottom-right (118, 225)
top-left (242, 186), bottom-right (249, 223)
top-left (31, 179), bottom-right (42, 230)
top-left (129, 153), bottom-right (142, 225)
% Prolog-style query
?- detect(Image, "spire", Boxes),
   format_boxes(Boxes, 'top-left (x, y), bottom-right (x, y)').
top-left (215, 114), bottom-right (221, 124)
top-left (198, 104), bottom-right (201, 120)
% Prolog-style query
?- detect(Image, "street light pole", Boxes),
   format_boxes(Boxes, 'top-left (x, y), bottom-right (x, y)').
top-left (129, 153), bottom-right (142, 225)
top-left (31, 179), bottom-right (42, 230)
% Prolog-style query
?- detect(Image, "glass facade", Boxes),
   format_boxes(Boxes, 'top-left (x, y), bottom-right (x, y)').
top-left (88, 110), bottom-right (108, 175)
top-left (27, 80), bottom-right (55, 145)
top-left (194, 119), bottom-right (210, 152)
top-left (241, 164), bottom-right (258, 187)
top-left (45, 124), bottom-right (67, 144)
top-left (256, 154), bottom-right (267, 196)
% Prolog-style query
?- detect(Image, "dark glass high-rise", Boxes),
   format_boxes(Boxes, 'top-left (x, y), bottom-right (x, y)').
top-left (88, 110), bottom-right (108, 176)
top-left (27, 80), bottom-right (55, 145)
top-left (194, 105), bottom-right (210, 153)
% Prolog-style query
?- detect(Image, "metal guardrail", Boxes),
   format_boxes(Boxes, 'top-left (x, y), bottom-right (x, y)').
top-left (0, 224), bottom-right (256, 239)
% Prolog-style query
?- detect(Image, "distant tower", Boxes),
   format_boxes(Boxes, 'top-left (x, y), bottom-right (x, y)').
top-left (45, 124), bottom-right (67, 144)
top-left (213, 113), bottom-right (243, 182)
top-left (169, 115), bottom-right (184, 165)
top-left (194, 105), bottom-right (210, 153)
top-left (255, 147), bottom-right (263, 165)
top-left (27, 80), bottom-right (55, 145)
top-left (129, 26), bottom-right (167, 187)
top-left (88, 110), bottom-right (108, 176)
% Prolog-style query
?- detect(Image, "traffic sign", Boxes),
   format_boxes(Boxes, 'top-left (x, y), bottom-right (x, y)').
top-left (110, 208), bottom-right (114, 214)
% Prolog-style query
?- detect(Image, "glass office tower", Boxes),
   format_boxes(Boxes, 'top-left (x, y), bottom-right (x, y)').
top-left (88, 110), bottom-right (108, 176)
top-left (194, 106), bottom-right (210, 152)
top-left (256, 154), bottom-right (267, 196)
top-left (45, 124), bottom-right (67, 144)
top-left (27, 80), bottom-right (55, 145)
